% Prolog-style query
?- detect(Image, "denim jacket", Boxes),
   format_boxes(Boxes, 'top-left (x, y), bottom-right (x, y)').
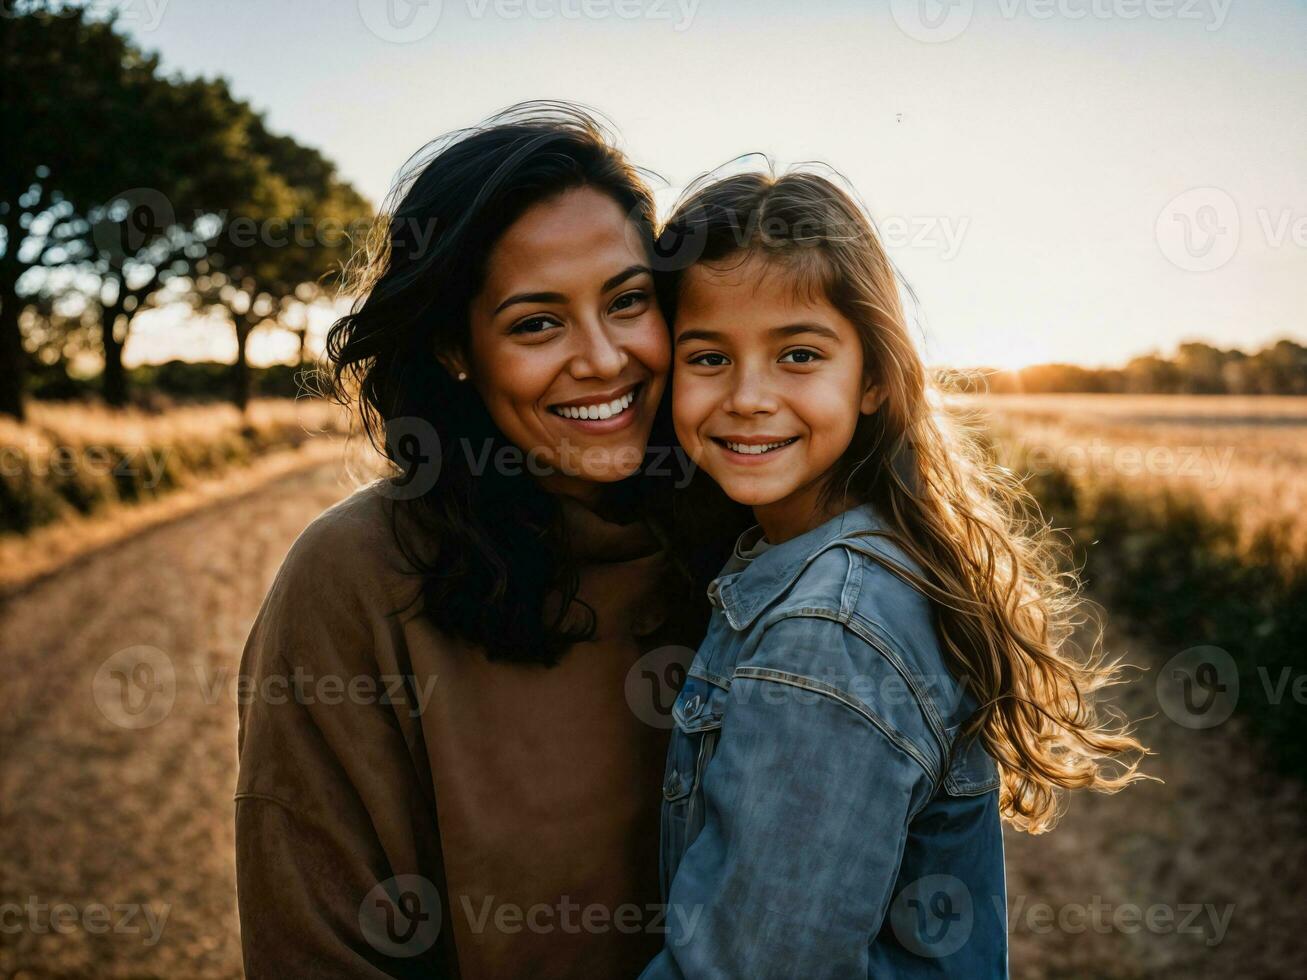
top-left (639, 505), bottom-right (1009, 978)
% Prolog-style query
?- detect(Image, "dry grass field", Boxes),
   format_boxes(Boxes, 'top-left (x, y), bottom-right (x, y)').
top-left (0, 398), bottom-right (351, 534)
top-left (953, 393), bottom-right (1307, 554)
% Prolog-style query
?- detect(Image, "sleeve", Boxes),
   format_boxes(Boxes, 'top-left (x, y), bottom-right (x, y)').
top-left (639, 615), bottom-right (938, 980)
top-left (234, 511), bottom-right (458, 979)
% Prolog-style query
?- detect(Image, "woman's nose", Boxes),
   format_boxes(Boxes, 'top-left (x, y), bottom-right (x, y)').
top-left (569, 317), bottom-right (628, 379)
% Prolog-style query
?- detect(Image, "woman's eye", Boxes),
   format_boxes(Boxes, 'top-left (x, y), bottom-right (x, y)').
top-left (510, 315), bottom-right (561, 335)
top-left (779, 348), bottom-right (822, 364)
top-left (610, 290), bottom-right (648, 314)
top-left (688, 352), bottom-right (729, 367)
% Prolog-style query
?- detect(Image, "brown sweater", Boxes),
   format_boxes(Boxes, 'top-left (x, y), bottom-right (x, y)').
top-left (235, 482), bottom-right (691, 979)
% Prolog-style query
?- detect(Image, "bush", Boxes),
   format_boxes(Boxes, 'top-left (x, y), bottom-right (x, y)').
top-left (0, 398), bottom-right (348, 536)
top-left (1012, 445), bottom-right (1307, 780)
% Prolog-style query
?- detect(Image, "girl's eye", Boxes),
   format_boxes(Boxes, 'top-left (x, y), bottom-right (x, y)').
top-left (779, 348), bottom-right (823, 364)
top-left (510, 315), bottom-right (562, 336)
top-left (610, 289), bottom-right (649, 314)
top-left (688, 352), bottom-right (729, 367)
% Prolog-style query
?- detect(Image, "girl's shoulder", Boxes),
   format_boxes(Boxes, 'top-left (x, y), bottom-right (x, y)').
top-left (764, 507), bottom-right (934, 628)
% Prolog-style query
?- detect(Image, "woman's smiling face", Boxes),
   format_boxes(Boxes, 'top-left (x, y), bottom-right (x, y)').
top-left (672, 254), bottom-right (883, 541)
top-left (460, 186), bottom-right (670, 495)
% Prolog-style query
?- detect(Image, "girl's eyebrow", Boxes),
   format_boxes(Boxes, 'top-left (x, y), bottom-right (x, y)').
top-left (676, 322), bottom-right (841, 345)
top-left (772, 322), bottom-right (840, 341)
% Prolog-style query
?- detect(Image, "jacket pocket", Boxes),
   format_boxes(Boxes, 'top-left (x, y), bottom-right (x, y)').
top-left (941, 726), bottom-right (1001, 796)
top-left (659, 676), bottom-right (728, 898)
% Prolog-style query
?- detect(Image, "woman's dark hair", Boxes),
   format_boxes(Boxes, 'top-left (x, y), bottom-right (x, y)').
top-left (326, 103), bottom-right (683, 666)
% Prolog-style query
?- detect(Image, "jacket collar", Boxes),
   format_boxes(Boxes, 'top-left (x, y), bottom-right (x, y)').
top-left (709, 504), bottom-right (891, 631)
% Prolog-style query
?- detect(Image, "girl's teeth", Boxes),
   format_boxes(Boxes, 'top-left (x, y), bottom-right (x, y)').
top-left (725, 439), bottom-right (794, 455)
top-left (553, 390), bottom-right (636, 420)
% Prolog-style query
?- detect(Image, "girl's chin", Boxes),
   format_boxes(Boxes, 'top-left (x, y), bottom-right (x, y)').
top-left (709, 476), bottom-right (792, 509)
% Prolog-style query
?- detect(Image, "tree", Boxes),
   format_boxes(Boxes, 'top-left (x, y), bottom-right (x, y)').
top-left (192, 112), bottom-right (371, 410)
top-left (82, 75), bottom-right (262, 405)
top-left (0, 2), bottom-right (169, 417)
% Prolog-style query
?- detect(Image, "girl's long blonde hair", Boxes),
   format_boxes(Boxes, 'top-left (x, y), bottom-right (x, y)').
top-left (658, 168), bottom-right (1148, 833)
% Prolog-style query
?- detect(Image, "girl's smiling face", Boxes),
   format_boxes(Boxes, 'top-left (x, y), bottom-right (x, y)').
top-left (672, 254), bottom-right (883, 542)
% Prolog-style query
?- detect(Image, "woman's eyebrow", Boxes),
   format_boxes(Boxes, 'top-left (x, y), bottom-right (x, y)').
top-left (602, 263), bottom-right (651, 292)
top-left (494, 291), bottom-right (566, 316)
top-left (492, 264), bottom-right (650, 316)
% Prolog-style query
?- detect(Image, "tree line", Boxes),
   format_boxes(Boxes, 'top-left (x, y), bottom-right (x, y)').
top-left (1, 1), bottom-right (372, 419)
top-left (955, 339), bottom-right (1307, 396)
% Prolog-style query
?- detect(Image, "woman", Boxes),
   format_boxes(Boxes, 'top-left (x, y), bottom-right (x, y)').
top-left (234, 105), bottom-right (737, 979)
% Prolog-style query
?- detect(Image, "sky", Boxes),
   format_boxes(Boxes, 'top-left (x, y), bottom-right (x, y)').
top-left (112, 0), bottom-right (1307, 370)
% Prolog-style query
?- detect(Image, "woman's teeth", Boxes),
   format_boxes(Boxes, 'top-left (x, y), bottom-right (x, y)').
top-left (724, 438), bottom-right (797, 455)
top-left (551, 388), bottom-right (637, 421)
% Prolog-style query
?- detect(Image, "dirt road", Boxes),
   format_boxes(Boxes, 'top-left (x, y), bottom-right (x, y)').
top-left (0, 460), bottom-right (1301, 978)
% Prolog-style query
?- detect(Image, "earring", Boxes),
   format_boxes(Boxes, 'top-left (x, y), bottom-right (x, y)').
top-left (456, 371), bottom-right (468, 381)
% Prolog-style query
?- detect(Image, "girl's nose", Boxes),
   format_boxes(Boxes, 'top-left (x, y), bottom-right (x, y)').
top-left (569, 317), bottom-right (628, 380)
top-left (723, 369), bottom-right (779, 416)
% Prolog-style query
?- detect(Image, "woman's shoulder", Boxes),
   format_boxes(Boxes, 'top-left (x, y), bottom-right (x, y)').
top-left (272, 480), bottom-right (416, 602)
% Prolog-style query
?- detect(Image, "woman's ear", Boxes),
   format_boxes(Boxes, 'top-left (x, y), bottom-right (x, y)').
top-left (860, 382), bottom-right (887, 415)
top-left (436, 349), bottom-right (470, 382)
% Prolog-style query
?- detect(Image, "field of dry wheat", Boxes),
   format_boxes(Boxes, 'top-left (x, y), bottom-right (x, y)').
top-left (952, 393), bottom-right (1307, 554)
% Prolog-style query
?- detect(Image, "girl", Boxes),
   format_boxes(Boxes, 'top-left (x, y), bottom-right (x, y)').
top-left (640, 171), bottom-right (1146, 977)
